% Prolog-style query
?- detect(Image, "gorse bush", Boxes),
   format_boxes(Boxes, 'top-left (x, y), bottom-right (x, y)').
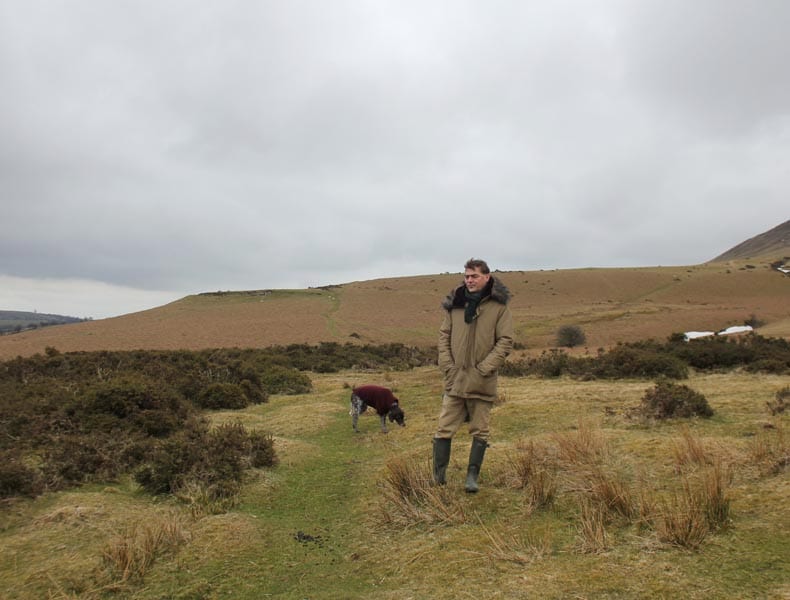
top-left (502, 345), bottom-right (688, 380)
top-left (134, 420), bottom-right (276, 501)
top-left (196, 383), bottom-right (250, 410)
top-left (586, 345), bottom-right (689, 380)
top-left (556, 324), bottom-right (586, 348)
top-left (258, 365), bottom-right (312, 394)
top-left (502, 334), bottom-right (790, 380)
top-left (0, 343), bottom-right (430, 501)
top-left (640, 381), bottom-right (714, 419)
top-left (767, 386), bottom-right (789, 416)
top-left (80, 378), bottom-right (190, 437)
top-left (0, 451), bottom-right (44, 498)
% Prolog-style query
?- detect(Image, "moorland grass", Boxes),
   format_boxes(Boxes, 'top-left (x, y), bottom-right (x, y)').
top-left (1, 368), bottom-right (788, 599)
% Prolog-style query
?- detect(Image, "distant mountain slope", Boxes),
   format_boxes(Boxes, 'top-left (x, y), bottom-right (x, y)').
top-left (0, 310), bottom-right (87, 335)
top-left (1, 262), bottom-right (788, 360)
top-left (711, 219), bottom-right (790, 262)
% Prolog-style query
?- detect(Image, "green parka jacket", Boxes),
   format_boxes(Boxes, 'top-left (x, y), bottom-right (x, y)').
top-left (438, 276), bottom-right (514, 401)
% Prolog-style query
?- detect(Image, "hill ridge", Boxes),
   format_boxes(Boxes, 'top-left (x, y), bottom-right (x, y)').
top-left (711, 219), bottom-right (790, 262)
top-left (1, 260), bottom-right (788, 360)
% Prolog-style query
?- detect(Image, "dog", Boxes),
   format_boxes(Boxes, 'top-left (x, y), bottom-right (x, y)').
top-left (349, 385), bottom-right (405, 433)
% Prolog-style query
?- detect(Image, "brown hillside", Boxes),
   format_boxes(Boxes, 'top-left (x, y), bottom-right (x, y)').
top-left (1, 259), bottom-right (788, 360)
top-left (711, 219), bottom-right (790, 262)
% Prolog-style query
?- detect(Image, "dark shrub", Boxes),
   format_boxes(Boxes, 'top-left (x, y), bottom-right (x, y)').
top-left (746, 359), bottom-right (788, 374)
top-left (767, 387), bottom-right (789, 416)
top-left (259, 366), bottom-right (312, 394)
top-left (0, 451), bottom-right (43, 498)
top-left (241, 379), bottom-right (268, 404)
top-left (500, 358), bottom-right (531, 377)
top-left (593, 346), bottom-right (688, 380)
top-left (248, 430), bottom-right (277, 468)
top-left (196, 383), bottom-right (249, 410)
top-left (533, 350), bottom-right (572, 378)
top-left (640, 381), bottom-right (714, 419)
top-left (501, 350), bottom-right (572, 378)
top-left (41, 432), bottom-right (146, 487)
top-left (556, 324), bottom-right (586, 348)
top-left (134, 420), bottom-right (277, 499)
top-left (135, 419), bottom-right (211, 495)
top-left (671, 337), bottom-right (753, 370)
top-left (82, 379), bottom-right (189, 436)
top-left (744, 314), bottom-right (765, 328)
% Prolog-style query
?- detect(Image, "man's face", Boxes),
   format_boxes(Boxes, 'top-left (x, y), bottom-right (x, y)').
top-left (464, 267), bottom-right (490, 293)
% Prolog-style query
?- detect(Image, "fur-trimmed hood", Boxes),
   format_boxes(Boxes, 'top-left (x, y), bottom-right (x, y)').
top-left (441, 276), bottom-right (511, 311)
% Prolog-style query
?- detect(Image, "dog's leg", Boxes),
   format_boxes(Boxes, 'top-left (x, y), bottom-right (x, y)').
top-left (351, 394), bottom-right (362, 432)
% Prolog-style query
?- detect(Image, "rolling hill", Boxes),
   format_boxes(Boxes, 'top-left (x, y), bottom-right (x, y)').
top-left (0, 219), bottom-right (787, 360)
top-left (0, 310), bottom-right (87, 335)
top-left (711, 219), bottom-right (790, 262)
top-left (0, 257), bottom-right (787, 361)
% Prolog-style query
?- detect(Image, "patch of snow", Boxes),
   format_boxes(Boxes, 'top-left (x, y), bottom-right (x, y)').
top-left (718, 325), bottom-right (754, 336)
top-left (684, 331), bottom-right (716, 341)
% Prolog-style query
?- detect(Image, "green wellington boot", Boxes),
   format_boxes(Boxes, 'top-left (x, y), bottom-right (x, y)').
top-left (432, 438), bottom-right (451, 485)
top-left (464, 437), bottom-right (488, 493)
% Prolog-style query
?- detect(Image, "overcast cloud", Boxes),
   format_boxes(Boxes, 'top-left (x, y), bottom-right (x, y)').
top-left (1, 0), bottom-right (788, 318)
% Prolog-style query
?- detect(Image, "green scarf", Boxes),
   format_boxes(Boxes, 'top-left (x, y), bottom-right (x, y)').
top-left (464, 289), bottom-right (483, 323)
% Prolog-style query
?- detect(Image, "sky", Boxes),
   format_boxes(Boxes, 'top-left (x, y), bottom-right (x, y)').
top-left (1, 1), bottom-right (789, 319)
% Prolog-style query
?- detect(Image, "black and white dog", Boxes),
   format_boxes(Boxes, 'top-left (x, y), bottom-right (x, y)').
top-left (349, 385), bottom-right (405, 433)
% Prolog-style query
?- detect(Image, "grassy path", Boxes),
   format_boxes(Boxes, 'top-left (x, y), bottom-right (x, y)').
top-left (228, 380), bottom-right (403, 599)
top-left (248, 417), bottom-right (371, 597)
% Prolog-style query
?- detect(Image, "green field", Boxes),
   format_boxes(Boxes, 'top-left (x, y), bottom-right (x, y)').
top-left (2, 367), bottom-right (788, 599)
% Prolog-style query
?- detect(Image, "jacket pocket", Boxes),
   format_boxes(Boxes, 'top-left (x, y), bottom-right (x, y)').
top-left (466, 366), bottom-right (494, 397)
top-left (443, 365), bottom-right (458, 392)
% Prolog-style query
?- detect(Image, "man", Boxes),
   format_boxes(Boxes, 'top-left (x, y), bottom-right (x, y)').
top-left (433, 258), bottom-right (514, 493)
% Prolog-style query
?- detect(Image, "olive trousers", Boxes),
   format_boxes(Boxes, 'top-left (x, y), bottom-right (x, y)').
top-left (435, 394), bottom-right (493, 442)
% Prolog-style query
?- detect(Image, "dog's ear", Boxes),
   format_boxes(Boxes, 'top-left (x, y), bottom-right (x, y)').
top-left (389, 406), bottom-right (405, 425)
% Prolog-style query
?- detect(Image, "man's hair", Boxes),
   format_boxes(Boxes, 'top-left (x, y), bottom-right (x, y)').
top-left (465, 258), bottom-right (490, 274)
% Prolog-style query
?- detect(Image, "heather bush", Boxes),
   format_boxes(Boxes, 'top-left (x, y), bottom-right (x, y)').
top-left (196, 382), bottom-right (249, 410)
top-left (502, 345), bottom-right (688, 380)
top-left (0, 343), bottom-right (438, 500)
top-left (248, 430), bottom-right (278, 468)
top-left (589, 345), bottom-right (688, 380)
top-left (258, 365), bottom-right (312, 394)
top-left (134, 420), bottom-right (277, 500)
top-left (81, 378), bottom-right (190, 437)
top-left (41, 431), bottom-right (154, 488)
top-left (500, 350), bottom-right (571, 378)
top-left (557, 324), bottom-right (586, 348)
top-left (668, 335), bottom-right (790, 373)
top-left (640, 381), bottom-right (714, 419)
top-left (241, 378), bottom-right (269, 404)
top-left (0, 451), bottom-right (44, 498)
top-left (766, 387), bottom-right (789, 416)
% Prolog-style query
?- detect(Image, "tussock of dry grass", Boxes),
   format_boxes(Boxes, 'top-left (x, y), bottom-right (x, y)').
top-left (673, 426), bottom-right (713, 469)
top-left (471, 514), bottom-right (553, 565)
top-left (492, 418), bottom-right (741, 555)
top-left (378, 456), bottom-right (467, 527)
top-left (501, 439), bottom-right (559, 510)
top-left (576, 497), bottom-right (610, 553)
top-left (748, 423), bottom-right (789, 476)
top-left (1, 491), bottom-right (195, 599)
top-left (582, 465), bottom-right (638, 520)
top-left (551, 419), bottom-right (608, 464)
top-left (99, 511), bottom-right (189, 584)
top-left (652, 459), bottom-right (732, 549)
